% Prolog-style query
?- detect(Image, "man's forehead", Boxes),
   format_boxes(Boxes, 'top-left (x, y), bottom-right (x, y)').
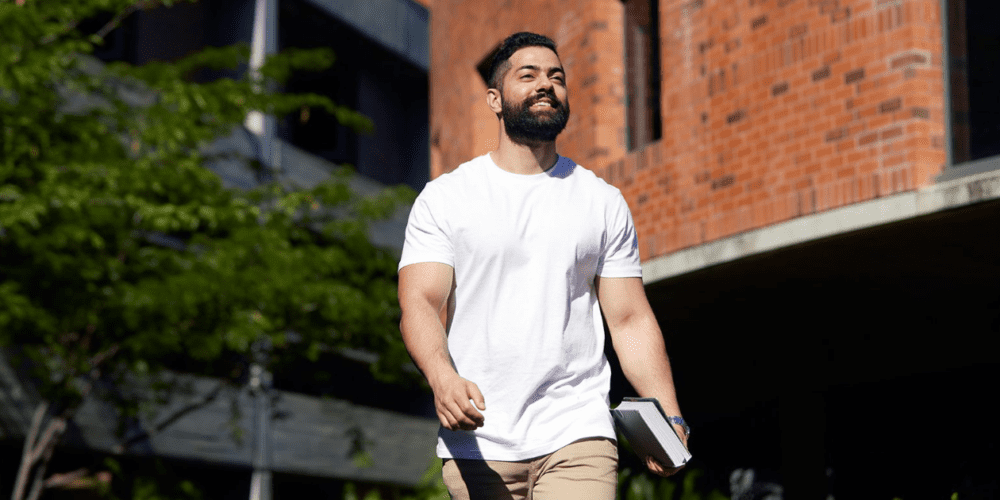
top-left (509, 46), bottom-right (563, 70)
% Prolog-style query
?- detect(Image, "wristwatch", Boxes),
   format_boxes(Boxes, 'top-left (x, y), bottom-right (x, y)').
top-left (668, 416), bottom-right (691, 437)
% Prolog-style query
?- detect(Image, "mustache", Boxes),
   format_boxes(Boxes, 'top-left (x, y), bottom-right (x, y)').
top-left (527, 92), bottom-right (561, 108)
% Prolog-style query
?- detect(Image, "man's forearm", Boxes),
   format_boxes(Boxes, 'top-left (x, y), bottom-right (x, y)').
top-left (612, 313), bottom-right (683, 417)
top-left (400, 303), bottom-right (458, 388)
top-left (400, 292), bottom-right (486, 431)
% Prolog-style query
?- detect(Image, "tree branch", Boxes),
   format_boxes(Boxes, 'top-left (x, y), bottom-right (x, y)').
top-left (95, 1), bottom-right (161, 40)
top-left (27, 419), bottom-right (66, 470)
top-left (38, 1), bottom-right (159, 46)
top-left (88, 344), bottom-right (120, 371)
top-left (43, 468), bottom-right (89, 489)
top-left (94, 4), bottom-right (139, 40)
top-left (11, 344), bottom-right (117, 500)
top-left (12, 403), bottom-right (49, 500)
top-left (115, 380), bottom-right (226, 452)
top-left (25, 425), bottom-right (62, 500)
top-left (24, 457), bottom-right (48, 500)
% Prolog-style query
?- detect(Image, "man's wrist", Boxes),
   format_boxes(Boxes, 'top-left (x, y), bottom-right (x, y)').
top-left (668, 416), bottom-right (690, 437)
top-left (426, 365), bottom-right (460, 391)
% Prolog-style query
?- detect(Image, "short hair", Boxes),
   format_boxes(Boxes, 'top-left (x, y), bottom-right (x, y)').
top-left (488, 32), bottom-right (559, 90)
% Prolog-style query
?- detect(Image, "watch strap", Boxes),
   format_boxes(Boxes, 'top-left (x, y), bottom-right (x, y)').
top-left (668, 416), bottom-right (691, 437)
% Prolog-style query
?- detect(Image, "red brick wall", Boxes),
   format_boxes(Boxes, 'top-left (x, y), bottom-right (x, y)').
top-left (429, 0), bottom-right (628, 179)
top-left (429, 0), bottom-right (947, 261)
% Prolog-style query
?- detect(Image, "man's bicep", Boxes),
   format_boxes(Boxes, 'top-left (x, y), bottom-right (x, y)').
top-left (595, 275), bottom-right (653, 328)
top-left (399, 262), bottom-right (454, 313)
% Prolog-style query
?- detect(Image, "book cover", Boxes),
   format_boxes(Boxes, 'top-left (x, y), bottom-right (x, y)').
top-left (611, 397), bottom-right (692, 468)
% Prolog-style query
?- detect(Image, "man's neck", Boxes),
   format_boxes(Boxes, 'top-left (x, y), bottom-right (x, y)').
top-left (490, 133), bottom-right (558, 175)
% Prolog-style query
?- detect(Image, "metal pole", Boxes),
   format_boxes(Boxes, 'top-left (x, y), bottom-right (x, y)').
top-left (248, 341), bottom-right (272, 500)
top-left (245, 0), bottom-right (280, 172)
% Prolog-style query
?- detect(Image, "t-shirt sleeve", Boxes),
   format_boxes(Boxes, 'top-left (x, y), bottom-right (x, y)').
top-left (398, 184), bottom-right (455, 271)
top-left (597, 191), bottom-right (643, 278)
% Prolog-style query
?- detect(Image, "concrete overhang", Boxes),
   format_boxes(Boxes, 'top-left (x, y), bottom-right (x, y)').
top-left (641, 166), bottom-right (1000, 285)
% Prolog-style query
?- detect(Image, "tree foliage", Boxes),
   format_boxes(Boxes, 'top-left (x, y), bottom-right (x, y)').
top-left (1, 0), bottom-right (416, 497)
top-left (615, 435), bottom-right (730, 500)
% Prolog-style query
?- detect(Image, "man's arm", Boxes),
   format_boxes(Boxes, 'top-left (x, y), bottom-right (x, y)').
top-left (596, 275), bottom-right (688, 475)
top-left (399, 262), bottom-right (485, 431)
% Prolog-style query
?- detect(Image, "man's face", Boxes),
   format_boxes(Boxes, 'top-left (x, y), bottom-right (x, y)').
top-left (499, 46), bottom-right (570, 143)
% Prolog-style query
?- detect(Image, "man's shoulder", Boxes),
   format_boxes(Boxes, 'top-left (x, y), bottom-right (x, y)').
top-left (411, 156), bottom-right (486, 207)
top-left (422, 155), bottom-right (488, 191)
top-left (559, 158), bottom-right (623, 198)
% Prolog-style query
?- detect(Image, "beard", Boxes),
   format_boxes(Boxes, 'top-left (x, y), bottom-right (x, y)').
top-left (501, 91), bottom-right (570, 143)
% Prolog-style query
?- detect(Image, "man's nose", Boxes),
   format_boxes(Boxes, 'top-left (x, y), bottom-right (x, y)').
top-left (535, 75), bottom-right (554, 92)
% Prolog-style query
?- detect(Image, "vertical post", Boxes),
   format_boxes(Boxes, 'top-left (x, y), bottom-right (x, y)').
top-left (940, 0), bottom-right (954, 169)
top-left (245, 0), bottom-right (281, 172)
top-left (248, 341), bottom-right (272, 500)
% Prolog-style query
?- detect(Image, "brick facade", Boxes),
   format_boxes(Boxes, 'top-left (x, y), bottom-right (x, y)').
top-left (429, 0), bottom-right (947, 262)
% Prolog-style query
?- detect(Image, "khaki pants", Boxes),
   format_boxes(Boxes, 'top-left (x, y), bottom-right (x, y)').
top-left (441, 438), bottom-right (618, 500)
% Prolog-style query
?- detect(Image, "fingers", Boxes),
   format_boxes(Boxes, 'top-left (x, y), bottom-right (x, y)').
top-left (646, 456), bottom-right (684, 477)
top-left (458, 381), bottom-right (485, 428)
top-left (468, 381), bottom-right (486, 411)
top-left (436, 411), bottom-right (453, 429)
top-left (673, 423), bottom-right (690, 449)
top-left (438, 406), bottom-right (474, 431)
top-left (434, 378), bottom-right (486, 431)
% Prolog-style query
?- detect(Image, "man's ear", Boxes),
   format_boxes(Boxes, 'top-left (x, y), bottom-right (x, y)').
top-left (486, 88), bottom-right (503, 115)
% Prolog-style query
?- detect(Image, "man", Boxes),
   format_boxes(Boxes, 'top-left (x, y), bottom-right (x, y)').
top-left (398, 32), bottom-right (688, 499)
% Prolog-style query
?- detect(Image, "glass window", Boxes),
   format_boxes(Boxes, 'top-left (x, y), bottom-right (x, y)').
top-left (624, 0), bottom-right (663, 151)
top-left (947, 0), bottom-right (1000, 163)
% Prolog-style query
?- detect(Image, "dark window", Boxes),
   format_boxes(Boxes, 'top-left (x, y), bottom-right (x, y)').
top-left (624, 0), bottom-right (662, 151)
top-left (279, 0), bottom-right (430, 192)
top-left (947, 0), bottom-right (1000, 163)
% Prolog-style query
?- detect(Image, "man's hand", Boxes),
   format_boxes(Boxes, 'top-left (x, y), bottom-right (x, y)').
top-left (399, 262), bottom-right (479, 431)
top-left (431, 373), bottom-right (486, 431)
top-left (645, 456), bottom-right (684, 477)
top-left (645, 423), bottom-right (689, 477)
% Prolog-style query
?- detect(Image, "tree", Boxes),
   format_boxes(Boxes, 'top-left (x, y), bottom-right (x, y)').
top-left (0, 1), bottom-right (417, 498)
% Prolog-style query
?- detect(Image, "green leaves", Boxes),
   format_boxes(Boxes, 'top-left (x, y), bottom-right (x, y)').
top-left (617, 466), bottom-right (728, 500)
top-left (258, 46), bottom-right (335, 85)
top-left (0, 0), bottom-right (419, 422)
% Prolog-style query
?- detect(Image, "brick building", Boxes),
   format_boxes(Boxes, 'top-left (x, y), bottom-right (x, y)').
top-left (427, 0), bottom-right (999, 497)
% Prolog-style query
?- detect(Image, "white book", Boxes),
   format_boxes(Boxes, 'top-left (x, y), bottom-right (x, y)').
top-left (611, 397), bottom-right (692, 468)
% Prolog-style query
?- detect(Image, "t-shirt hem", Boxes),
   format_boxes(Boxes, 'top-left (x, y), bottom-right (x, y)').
top-left (397, 256), bottom-right (455, 272)
top-left (597, 269), bottom-right (643, 278)
top-left (436, 427), bottom-right (618, 461)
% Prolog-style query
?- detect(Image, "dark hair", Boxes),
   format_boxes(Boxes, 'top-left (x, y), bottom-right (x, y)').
top-left (488, 32), bottom-right (559, 90)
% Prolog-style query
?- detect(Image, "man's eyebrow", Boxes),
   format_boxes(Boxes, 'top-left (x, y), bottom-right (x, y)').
top-left (516, 65), bottom-right (565, 74)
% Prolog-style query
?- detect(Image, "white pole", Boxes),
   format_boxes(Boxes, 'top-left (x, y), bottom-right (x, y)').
top-left (245, 0), bottom-right (280, 172)
top-left (248, 359), bottom-right (273, 500)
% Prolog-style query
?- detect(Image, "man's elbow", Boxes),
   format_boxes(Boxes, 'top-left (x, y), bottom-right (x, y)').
top-left (605, 308), bottom-right (641, 335)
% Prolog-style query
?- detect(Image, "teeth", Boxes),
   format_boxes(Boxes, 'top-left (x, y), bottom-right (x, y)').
top-left (533, 102), bottom-right (552, 107)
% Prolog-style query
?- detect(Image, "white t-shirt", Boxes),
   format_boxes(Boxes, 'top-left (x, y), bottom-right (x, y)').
top-left (398, 153), bottom-right (642, 461)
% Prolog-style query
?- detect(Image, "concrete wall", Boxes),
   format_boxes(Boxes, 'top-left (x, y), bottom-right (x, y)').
top-left (0, 354), bottom-right (438, 486)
